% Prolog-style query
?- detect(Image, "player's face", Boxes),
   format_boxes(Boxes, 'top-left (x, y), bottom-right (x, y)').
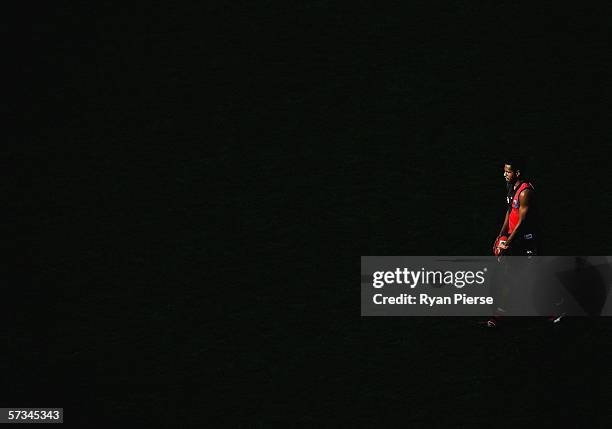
top-left (503, 164), bottom-right (518, 183)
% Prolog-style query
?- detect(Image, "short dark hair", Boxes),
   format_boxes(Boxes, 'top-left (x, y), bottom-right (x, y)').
top-left (505, 158), bottom-right (526, 174)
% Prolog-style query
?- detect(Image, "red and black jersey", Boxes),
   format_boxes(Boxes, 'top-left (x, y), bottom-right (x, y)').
top-left (503, 180), bottom-right (540, 255)
top-left (507, 181), bottom-right (534, 235)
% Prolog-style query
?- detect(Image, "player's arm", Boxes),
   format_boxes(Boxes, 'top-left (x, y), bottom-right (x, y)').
top-left (492, 210), bottom-right (510, 251)
top-left (503, 189), bottom-right (532, 248)
top-left (498, 210), bottom-right (510, 238)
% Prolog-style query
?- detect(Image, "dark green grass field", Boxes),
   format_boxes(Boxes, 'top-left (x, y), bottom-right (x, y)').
top-left (10, 2), bottom-right (612, 426)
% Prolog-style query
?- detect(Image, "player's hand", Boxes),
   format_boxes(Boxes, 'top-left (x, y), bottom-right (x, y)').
top-left (492, 237), bottom-right (500, 253)
top-left (497, 242), bottom-right (510, 260)
top-left (495, 243), bottom-right (508, 262)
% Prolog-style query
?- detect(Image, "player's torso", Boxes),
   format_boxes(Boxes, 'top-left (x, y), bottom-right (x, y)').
top-left (507, 181), bottom-right (538, 235)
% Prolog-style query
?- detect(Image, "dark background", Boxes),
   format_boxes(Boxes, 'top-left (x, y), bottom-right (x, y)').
top-left (9, 2), bottom-right (612, 426)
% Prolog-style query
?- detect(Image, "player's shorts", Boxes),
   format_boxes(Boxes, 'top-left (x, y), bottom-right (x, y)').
top-left (507, 233), bottom-right (539, 256)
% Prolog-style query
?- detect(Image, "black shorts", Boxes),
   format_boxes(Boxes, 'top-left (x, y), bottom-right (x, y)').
top-left (507, 234), bottom-right (539, 256)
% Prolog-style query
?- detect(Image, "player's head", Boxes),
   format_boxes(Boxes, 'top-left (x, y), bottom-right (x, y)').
top-left (503, 159), bottom-right (525, 183)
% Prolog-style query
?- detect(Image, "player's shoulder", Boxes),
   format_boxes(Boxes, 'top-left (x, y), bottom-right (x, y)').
top-left (518, 186), bottom-right (534, 201)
